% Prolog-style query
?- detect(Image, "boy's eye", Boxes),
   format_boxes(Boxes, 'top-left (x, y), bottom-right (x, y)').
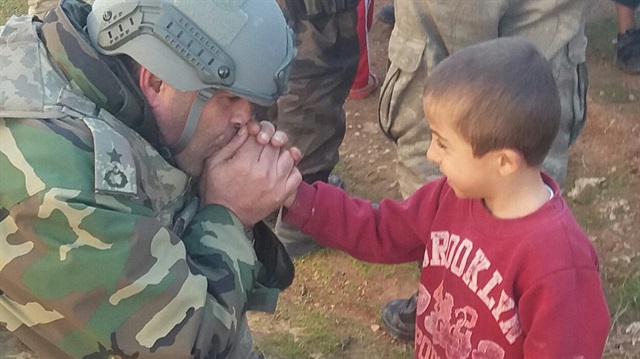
top-left (436, 139), bottom-right (447, 150)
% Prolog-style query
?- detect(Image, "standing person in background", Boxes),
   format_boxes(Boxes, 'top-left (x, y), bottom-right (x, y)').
top-left (376, 0), bottom-right (597, 342)
top-left (272, 0), bottom-right (360, 258)
top-left (349, 0), bottom-right (382, 100)
top-left (1, 0), bottom-right (301, 357)
top-left (375, 2), bottom-right (394, 26)
top-left (613, 0), bottom-right (640, 73)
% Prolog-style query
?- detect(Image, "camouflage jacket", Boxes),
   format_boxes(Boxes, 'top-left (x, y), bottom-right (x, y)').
top-left (0, 15), bottom-right (276, 358)
top-left (388, 0), bottom-right (593, 82)
top-left (276, 0), bottom-right (358, 21)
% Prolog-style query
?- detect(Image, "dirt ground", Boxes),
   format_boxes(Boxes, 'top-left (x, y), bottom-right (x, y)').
top-left (249, 1), bottom-right (640, 358)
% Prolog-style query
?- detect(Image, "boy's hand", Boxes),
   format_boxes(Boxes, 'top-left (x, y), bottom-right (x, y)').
top-left (247, 120), bottom-right (290, 147)
top-left (199, 125), bottom-right (302, 226)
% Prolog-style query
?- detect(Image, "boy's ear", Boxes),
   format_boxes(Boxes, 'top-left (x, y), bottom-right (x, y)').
top-left (496, 149), bottom-right (523, 176)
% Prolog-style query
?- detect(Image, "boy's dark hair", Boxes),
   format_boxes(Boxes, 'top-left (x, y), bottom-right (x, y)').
top-left (423, 37), bottom-right (561, 167)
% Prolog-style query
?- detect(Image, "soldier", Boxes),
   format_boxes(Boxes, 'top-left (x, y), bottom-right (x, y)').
top-left (0, 0), bottom-right (300, 358)
top-left (270, 0), bottom-right (360, 257)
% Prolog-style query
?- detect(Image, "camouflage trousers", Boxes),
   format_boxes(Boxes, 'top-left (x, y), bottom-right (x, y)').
top-left (379, 0), bottom-right (596, 197)
top-left (270, 9), bottom-right (359, 255)
top-left (0, 315), bottom-right (259, 359)
top-left (270, 10), bottom-right (359, 182)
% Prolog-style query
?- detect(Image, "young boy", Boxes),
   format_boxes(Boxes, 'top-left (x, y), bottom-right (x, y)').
top-left (282, 38), bottom-right (611, 358)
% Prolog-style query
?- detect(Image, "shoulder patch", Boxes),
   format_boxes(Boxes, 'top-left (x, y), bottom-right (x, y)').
top-left (82, 116), bottom-right (137, 196)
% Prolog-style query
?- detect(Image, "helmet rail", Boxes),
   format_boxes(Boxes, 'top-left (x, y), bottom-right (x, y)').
top-left (94, 1), bottom-right (236, 89)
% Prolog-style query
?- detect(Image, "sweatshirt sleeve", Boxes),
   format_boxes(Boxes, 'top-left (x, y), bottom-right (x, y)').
top-left (284, 179), bottom-right (448, 264)
top-left (517, 266), bottom-right (610, 358)
top-left (0, 188), bottom-right (259, 358)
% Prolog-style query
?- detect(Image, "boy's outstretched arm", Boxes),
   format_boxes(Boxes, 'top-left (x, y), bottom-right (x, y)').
top-left (283, 179), bottom-right (449, 264)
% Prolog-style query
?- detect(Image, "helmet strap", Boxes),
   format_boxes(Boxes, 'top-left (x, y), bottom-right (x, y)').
top-left (170, 89), bottom-right (215, 155)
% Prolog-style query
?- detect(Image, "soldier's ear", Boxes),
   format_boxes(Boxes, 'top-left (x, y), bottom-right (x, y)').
top-left (138, 67), bottom-right (164, 105)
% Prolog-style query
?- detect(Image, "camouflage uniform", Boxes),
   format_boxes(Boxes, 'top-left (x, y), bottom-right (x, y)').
top-left (271, 0), bottom-right (360, 256)
top-left (379, 0), bottom-right (596, 197)
top-left (27, 0), bottom-right (58, 19)
top-left (615, 0), bottom-right (640, 9)
top-left (0, 11), bottom-right (280, 359)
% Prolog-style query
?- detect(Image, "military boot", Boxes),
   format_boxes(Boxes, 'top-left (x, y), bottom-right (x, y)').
top-left (616, 28), bottom-right (640, 74)
top-left (380, 291), bottom-right (417, 342)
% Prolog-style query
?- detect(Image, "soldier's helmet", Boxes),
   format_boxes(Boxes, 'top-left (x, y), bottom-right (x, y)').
top-left (87, 0), bottom-right (296, 107)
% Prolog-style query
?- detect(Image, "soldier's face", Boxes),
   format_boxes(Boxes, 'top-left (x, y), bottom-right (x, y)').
top-left (153, 86), bottom-right (253, 176)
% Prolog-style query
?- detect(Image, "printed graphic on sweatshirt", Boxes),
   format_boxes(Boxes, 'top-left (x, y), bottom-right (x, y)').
top-left (414, 230), bottom-right (525, 359)
top-left (416, 282), bottom-right (505, 359)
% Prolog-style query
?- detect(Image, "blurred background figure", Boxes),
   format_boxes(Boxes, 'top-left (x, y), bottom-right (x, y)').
top-left (349, 0), bottom-right (382, 100)
top-left (376, 2), bottom-right (394, 26)
top-left (613, 0), bottom-right (640, 73)
top-left (272, 0), bottom-right (360, 257)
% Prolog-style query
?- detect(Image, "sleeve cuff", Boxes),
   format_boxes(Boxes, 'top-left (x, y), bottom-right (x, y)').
top-left (283, 182), bottom-right (317, 229)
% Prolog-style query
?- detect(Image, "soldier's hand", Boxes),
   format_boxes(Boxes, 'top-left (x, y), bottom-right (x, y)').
top-left (247, 120), bottom-right (290, 147)
top-left (200, 127), bottom-right (302, 226)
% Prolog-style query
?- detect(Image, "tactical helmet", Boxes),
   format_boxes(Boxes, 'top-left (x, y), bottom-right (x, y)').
top-left (87, 0), bottom-right (295, 107)
top-left (85, 0), bottom-right (295, 153)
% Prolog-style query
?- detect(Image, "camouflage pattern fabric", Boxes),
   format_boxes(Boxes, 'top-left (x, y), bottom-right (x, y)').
top-left (276, 0), bottom-right (358, 21)
top-left (270, 6), bottom-right (359, 180)
top-left (28, 0), bottom-right (95, 19)
top-left (0, 14), bottom-right (273, 359)
top-left (269, 1), bottom-right (359, 253)
top-left (379, 0), bottom-right (597, 197)
top-left (614, 0), bottom-right (640, 9)
top-left (27, 0), bottom-right (58, 19)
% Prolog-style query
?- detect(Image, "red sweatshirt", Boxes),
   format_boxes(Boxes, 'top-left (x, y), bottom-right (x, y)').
top-left (284, 174), bottom-right (610, 359)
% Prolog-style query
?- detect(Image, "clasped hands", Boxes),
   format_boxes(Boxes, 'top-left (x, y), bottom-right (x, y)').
top-left (199, 121), bottom-right (302, 226)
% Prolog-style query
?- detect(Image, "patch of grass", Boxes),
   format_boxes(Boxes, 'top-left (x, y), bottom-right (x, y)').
top-left (586, 17), bottom-right (618, 58)
top-left (567, 166), bottom-right (637, 233)
top-left (605, 166), bottom-right (639, 191)
top-left (585, 17), bottom-right (639, 105)
top-left (256, 333), bottom-right (309, 359)
top-left (332, 159), bottom-right (346, 179)
top-left (618, 276), bottom-right (640, 313)
top-left (573, 207), bottom-right (609, 234)
top-left (603, 257), bottom-right (640, 323)
top-left (256, 308), bottom-right (414, 359)
top-left (256, 309), bottom-right (358, 359)
top-left (256, 249), bottom-right (417, 359)
top-left (566, 164), bottom-right (640, 327)
top-left (351, 258), bottom-right (395, 279)
top-left (594, 82), bottom-right (637, 104)
top-left (350, 257), bottom-right (421, 282)
top-left (0, 0), bottom-right (27, 23)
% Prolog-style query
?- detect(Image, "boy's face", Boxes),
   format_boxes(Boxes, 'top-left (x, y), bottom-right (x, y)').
top-left (424, 102), bottom-right (498, 199)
